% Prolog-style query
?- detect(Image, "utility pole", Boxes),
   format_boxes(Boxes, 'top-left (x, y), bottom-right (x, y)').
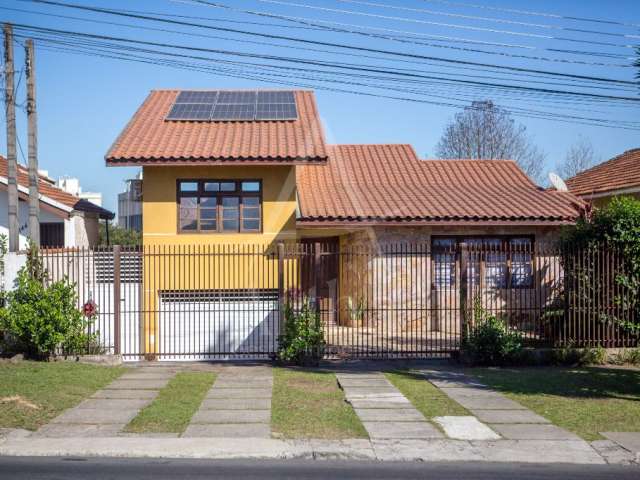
top-left (3, 24), bottom-right (19, 252)
top-left (25, 39), bottom-right (39, 246)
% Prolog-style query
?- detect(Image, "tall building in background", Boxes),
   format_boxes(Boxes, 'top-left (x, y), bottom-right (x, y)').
top-left (55, 175), bottom-right (103, 207)
top-left (118, 171), bottom-right (142, 232)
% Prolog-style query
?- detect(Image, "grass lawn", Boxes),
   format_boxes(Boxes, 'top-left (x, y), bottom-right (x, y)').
top-left (0, 361), bottom-right (126, 430)
top-left (469, 366), bottom-right (640, 441)
top-left (125, 371), bottom-right (215, 434)
top-left (386, 370), bottom-right (469, 418)
top-left (271, 368), bottom-right (368, 439)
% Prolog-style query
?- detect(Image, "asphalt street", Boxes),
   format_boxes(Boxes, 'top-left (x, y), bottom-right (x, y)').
top-left (0, 457), bottom-right (637, 480)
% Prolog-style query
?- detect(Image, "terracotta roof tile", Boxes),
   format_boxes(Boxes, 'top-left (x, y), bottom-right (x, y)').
top-left (105, 90), bottom-right (327, 164)
top-left (297, 145), bottom-right (581, 224)
top-left (0, 156), bottom-right (114, 219)
top-left (565, 148), bottom-right (640, 196)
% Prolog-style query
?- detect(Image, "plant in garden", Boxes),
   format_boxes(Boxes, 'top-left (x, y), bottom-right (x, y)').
top-left (277, 288), bottom-right (325, 365)
top-left (562, 196), bottom-right (640, 335)
top-left (0, 242), bottom-right (97, 358)
top-left (463, 302), bottom-right (523, 366)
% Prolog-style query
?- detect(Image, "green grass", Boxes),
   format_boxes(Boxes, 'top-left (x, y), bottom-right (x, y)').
top-left (271, 368), bottom-right (368, 439)
top-left (385, 370), bottom-right (469, 418)
top-left (469, 366), bottom-right (640, 441)
top-left (125, 371), bottom-right (215, 434)
top-left (0, 361), bottom-right (126, 430)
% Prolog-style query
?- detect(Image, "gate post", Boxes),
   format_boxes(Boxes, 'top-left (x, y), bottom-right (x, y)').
top-left (459, 242), bottom-right (469, 344)
top-left (313, 242), bottom-right (321, 316)
top-left (277, 242), bottom-right (285, 337)
top-left (113, 245), bottom-right (121, 355)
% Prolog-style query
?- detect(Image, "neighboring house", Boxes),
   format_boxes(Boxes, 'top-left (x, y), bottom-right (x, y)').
top-left (56, 176), bottom-right (104, 207)
top-left (565, 148), bottom-right (640, 207)
top-left (105, 89), bottom-right (582, 357)
top-left (0, 156), bottom-right (114, 248)
top-left (117, 172), bottom-right (143, 232)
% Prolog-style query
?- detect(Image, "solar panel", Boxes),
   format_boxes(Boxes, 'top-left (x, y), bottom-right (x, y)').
top-left (166, 103), bottom-right (214, 120)
top-left (165, 90), bottom-right (298, 121)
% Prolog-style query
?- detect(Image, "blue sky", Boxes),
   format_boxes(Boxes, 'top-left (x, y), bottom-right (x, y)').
top-left (0, 0), bottom-right (638, 212)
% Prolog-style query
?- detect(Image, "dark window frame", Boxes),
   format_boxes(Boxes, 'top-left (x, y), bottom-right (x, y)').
top-left (176, 179), bottom-right (262, 234)
top-left (431, 235), bottom-right (535, 289)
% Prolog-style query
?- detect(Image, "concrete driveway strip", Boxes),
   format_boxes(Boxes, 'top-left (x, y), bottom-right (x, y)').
top-left (183, 365), bottom-right (273, 438)
top-left (34, 367), bottom-right (177, 438)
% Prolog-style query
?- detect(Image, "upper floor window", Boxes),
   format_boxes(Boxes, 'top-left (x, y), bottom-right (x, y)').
top-left (177, 180), bottom-right (262, 233)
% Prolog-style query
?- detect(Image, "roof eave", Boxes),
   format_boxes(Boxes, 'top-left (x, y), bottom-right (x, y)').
top-left (105, 156), bottom-right (328, 166)
top-left (296, 218), bottom-right (577, 227)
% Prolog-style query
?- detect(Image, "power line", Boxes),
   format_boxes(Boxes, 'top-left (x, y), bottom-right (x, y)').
top-left (336, 0), bottom-right (640, 40)
top-left (418, 0), bottom-right (640, 29)
top-left (21, 0), bottom-right (638, 87)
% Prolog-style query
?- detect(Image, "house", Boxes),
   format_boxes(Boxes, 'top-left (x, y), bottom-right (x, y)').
top-left (0, 156), bottom-right (114, 248)
top-left (565, 148), bottom-right (640, 207)
top-left (105, 89), bottom-right (582, 358)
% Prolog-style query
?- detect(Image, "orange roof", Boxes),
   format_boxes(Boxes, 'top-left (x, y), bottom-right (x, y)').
top-left (565, 148), bottom-right (640, 197)
top-left (105, 90), bottom-right (328, 165)
top-left (296, 144), bottom-right (582, 225)
top-left (0, 156), bottom-right (114, 219)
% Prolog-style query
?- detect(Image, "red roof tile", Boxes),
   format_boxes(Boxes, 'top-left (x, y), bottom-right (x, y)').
top-left (296, 145), bottom-right (581, 224)
top-left (0, 156), bottom-right (114, 219)
top-left (565, 148), bottom-right (640, 197)
top-left (105, 90), bottom-right (327, 165)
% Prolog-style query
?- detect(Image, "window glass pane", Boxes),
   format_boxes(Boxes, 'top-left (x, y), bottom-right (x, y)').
top-left (242, 207), bottom-right (260, 219)
top-left (204, 182), bottom-right (219, 192)
top-left (179, 181), bottom-right (198, 192)
top-left (486, 252), bottom-right (507, 288)
top-left (220, 182), bottom-right (236, 192)
top-left (222, 196), bottom-right (239, 207)
top-left (201, 197), bottom-right (217, 208)
top-left (433, 238), bottom-right (455, 249)
top-left (241, 181), bottom-right (260, 192)
top-left (242, 219), bottom-right (260, 231)
top-left (200, 208), bottom-right (217, 220)
top-left (200, 220), bottom-right (217, 231)
top-left (242, 196), bottom-right (260, 206)
top-left (434, 253), bottom-right (455, 288)
top-left (511, 252), bottom-right (532, 287)
top-left (180, 197), bottom-right (197, 208)
top-left (222, 219), bottom-right (239, 231)
top-left (179, 206), bottom-right (197, 231)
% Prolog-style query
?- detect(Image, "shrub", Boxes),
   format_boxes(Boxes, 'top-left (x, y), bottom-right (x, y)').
top-left (463, 305), bottom-right (523, 366)
top-left (277, 289), bottom-right (325, 365)
top-left (0, 243), bottom-right (97, 358)
top-left (550, 344), bottom-right (608, 366)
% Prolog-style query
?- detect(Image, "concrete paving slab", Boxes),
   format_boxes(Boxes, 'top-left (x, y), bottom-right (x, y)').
top-left (117, 373), bottom-right (175, 381)
top-left (199, 398), bottom-right (271, 410)
top-left (355, 408), bottom-right (426, 422)
top-left (451, 395), bottom-right (526, 410)
top-left (471, 409), bottom-right (550, 424)
top-left (182, 423), bottom-right (271, 438)
top-left (490, 423), bottom-right (580, 440)
top-left (340, 386), bottom-right (401, 397)
top-left (36, 424), bottom-right (123, 438)
top-left (76, 398), bottom-right (150, 410)
top-left (363, 421), bottom-right (444, 439)
top-left (207, 388), bottom-right (272, 399)
top-left (50, 408), bottom-right (138, 425)
top-left (214, 379), bottom-right (273, 389)
top-left (92, 389), bottom-right (158, 400)
top-left (105, 379), bottom-right (169, 390)
top-left (433, 416), bottom-right (501, 440)
top-left (441, 387), bottom-right (506, 398)
top-left (191, 409), bottom-right (271, 424)
top-left (336, 378), bottom-right (394, 388)
top-left (348, 399), bottom-right (413, 409)
top-left (591, 439), bottom-right (639, 465)
top-left (601, 432), bottom-right (640, 454)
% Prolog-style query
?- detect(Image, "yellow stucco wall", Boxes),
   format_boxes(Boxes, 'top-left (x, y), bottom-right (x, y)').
top-left (140, 164), bottom-right (298, 356)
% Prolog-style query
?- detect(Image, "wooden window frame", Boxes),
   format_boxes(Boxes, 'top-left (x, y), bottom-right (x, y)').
top-left (177, 179), bottom-right (262, 234)
top-left (431, 235), bottom-right (535, 289)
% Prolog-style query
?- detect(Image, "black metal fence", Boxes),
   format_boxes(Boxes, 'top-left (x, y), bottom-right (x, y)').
top-left (34, 241), bottom-right (638, 361)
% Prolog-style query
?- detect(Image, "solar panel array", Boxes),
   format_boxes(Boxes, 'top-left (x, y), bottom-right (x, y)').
top-left (166, 90), bottom-right (298, 121)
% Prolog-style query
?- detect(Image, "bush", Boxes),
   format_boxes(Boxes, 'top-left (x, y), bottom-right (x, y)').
top-left (463, 306), bottom-right (523, 366)
top-left (550, 344), bottom-right (608, 366)
top-left (277, 289), bottom-right (325, 365)
top-left (0, 243), bottom-right (97, 358)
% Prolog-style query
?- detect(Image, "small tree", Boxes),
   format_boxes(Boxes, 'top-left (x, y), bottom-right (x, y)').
top-left (98, 222), bottom-right (140, 246)
top-left (436, 100), bottom-right (545, 182)
top-left (557, 137), bottom-right (598, 179)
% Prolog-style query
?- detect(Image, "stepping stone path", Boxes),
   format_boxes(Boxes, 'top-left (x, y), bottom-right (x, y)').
top-left (415, 369), bottom-right (580, 441)
top-left (36, 367), bottom-right (177, 438)
top-left (183, 365), bottom-right (272, 438)
top-left (336, 372), bottom-right (443, 439)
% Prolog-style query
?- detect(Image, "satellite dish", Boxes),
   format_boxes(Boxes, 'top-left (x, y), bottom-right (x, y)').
top-left (548, 172), bottom-right (568, 192)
